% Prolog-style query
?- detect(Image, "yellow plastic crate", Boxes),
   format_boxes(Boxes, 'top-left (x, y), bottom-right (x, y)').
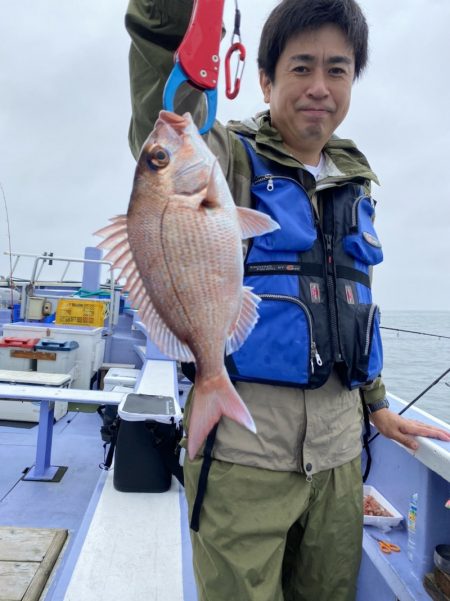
top-left (55, 299), bottom-right (105, 327)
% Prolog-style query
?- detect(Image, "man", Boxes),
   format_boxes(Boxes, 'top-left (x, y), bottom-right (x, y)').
top-left (125, 1), bottom-right (450, 599)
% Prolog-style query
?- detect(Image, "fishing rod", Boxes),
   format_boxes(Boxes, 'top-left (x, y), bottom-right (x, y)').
top-left (381, 326), bottom-right (450, 341)
top-left (0, 182), bottom-right (15, 314)
top-left (368, 364), bottom-right (450, 444)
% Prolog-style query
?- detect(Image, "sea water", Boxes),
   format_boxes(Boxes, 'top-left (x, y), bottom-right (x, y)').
top-left (381, 310), bottom-right (450, 426)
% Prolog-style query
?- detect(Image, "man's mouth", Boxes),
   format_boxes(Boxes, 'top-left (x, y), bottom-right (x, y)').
top-left (299, 107), bottom-right (332, 120)
top-left (300, 106), bottom-right (331, 113)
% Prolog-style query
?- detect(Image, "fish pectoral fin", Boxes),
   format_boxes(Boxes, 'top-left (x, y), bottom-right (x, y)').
top-left (236, 207), bottom-right (280, 239)
top-left (225, 286), bottom-right (261, 354)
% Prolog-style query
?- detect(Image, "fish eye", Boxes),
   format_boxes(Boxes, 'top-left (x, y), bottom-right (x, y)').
top-left (147, 145), bottom-right (170, 170)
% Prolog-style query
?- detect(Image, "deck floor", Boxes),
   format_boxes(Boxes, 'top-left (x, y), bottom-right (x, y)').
top-left (0, 388), bottom-right (198, 601)
top-left (0, 410), bottom-right (105, 530)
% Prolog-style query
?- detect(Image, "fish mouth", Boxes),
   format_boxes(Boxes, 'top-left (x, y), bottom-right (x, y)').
top-left (149, 111), bottom-right (197, 153)
top-left (158, 110), bottom-right (193, 130)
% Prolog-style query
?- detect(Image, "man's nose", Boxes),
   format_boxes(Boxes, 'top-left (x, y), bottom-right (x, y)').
top-left (306, 70), bottom-right (329, 97)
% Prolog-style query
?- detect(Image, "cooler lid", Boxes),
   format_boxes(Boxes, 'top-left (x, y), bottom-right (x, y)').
top-left (35, 339), bottom-right (79, 351)
top-left (0, 337), bottom-right (40, 349)
top-left (118, 393), bottom-right (182, 424)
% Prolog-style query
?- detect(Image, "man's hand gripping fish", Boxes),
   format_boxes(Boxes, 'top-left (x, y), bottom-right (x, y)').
top-left (95, 111), bottom-right (279, 459)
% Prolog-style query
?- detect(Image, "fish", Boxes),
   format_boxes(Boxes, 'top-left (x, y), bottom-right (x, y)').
top-left (95, 110), bottom-right (279, 459)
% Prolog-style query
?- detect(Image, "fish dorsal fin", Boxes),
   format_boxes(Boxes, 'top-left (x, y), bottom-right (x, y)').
top-left (94, 216), bottom-right (195, 363)
top-left (225, 286), bottom-right (261, 354)
top-left (236, 207), bottom-right (280, 239)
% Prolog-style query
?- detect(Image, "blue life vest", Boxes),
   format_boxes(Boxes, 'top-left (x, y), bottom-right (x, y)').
top-left (225, 137), bottom-right (383, 390)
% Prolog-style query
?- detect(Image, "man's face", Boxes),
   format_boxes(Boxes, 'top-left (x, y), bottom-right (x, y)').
top-left (260, 24), bottom-right (355, 164)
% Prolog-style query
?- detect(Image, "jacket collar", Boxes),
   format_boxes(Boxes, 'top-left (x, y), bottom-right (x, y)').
top-left (227, 110), bottom-right (380, 187)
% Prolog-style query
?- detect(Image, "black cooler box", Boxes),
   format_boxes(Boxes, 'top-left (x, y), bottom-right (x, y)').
top-left (112, 393), bottom-right (183, 492)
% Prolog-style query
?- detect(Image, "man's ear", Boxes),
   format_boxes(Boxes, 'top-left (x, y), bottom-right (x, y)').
top-left (259, 70), bottom-right (272, 104)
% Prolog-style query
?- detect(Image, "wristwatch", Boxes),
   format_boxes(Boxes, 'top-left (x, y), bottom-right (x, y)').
top-left (367, 398), bottom-right (390, 413)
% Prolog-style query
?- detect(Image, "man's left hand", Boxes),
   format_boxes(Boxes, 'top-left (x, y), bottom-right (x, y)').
top-left (370, 408), bottom-right (450, 451)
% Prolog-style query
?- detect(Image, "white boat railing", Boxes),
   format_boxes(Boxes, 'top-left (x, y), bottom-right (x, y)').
top-left (3, 251), bottom-right (120, 328)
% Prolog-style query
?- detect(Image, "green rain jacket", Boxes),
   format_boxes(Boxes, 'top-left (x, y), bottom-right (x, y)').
top-left (125, 0), bottom-right (387, 475)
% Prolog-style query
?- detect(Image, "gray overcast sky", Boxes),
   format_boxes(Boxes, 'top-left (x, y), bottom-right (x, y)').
top-left (1, 1), bottom-right (449, 310)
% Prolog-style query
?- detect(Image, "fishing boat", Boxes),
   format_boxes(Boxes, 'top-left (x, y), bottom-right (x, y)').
top-left (0, 247), bottom-right (449, 601)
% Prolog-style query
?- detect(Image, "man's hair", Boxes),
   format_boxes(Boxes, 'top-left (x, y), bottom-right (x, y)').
top-left (258, 0), bottom-right (369, 81)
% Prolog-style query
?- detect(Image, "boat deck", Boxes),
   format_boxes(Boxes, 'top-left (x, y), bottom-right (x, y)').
top-left (0, 410), bottom-right (104, 530)
top-left (0, 360), bottom-right (198, 601)
top-left (1, 389), bottom-right (449, 600)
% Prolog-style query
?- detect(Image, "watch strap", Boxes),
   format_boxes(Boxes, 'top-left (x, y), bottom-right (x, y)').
top-left (367, 398), bottom-right (390, 413)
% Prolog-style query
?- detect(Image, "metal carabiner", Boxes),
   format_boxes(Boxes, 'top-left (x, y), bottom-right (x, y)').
top-left (225, 42), bottom-right (246, 100)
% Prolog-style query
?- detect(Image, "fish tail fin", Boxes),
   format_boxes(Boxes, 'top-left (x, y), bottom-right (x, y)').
top-left (187, 371), bottom-right (256, 460)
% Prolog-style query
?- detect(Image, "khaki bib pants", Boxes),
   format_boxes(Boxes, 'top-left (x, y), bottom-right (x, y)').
top-left (184, 455), bottom-right (363, 601)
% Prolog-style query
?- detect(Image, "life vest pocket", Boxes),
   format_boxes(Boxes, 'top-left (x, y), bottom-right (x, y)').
top-left (227, 294), bottom-right (322, 386)
top-left (351, 303), bottom-right (383, 386)
top-left (251, 177), bottom-right (317, 252)
top-left (343, 197), bottom-right (383, 265)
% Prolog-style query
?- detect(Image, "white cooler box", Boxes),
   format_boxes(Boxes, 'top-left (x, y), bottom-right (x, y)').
top-left (103, 367), bottom-right (141, 392)
top-left (0, 399), bottom-right (68, 423)
top-left (0, 370), bottom-right (70, 423)
top-left (3, 323), bottom-right (105, 389)
top-left (0, 337), bottom-right (41, 371)
top-left (35, 339), bottom-right (79, 376)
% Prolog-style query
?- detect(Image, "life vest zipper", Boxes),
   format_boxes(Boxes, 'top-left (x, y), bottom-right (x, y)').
top-left (364, 304), bottom-right (378, 356)
top-left (323, 232), bottom-right (342, 361)
top-left (253, 174), bottom-right (317, 220)
top-left (253, 174), bottom-right (274, 190)
top-left (253, 174), bottom-right (309, 196)
top-left (258, 293), bottom-right (323, 373)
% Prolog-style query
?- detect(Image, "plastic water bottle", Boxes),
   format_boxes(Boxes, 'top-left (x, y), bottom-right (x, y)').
top-left (407, 493), bottom-right (418, 562)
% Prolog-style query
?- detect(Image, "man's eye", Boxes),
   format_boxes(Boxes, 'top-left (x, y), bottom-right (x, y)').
top-left (329, 67), bottom-right (346, 75)
top-left (293, 66), bottom-right (309, 74)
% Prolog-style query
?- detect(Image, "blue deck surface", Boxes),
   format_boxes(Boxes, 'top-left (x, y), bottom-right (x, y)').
top-left (0, 410), bottom-right (105, 529)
